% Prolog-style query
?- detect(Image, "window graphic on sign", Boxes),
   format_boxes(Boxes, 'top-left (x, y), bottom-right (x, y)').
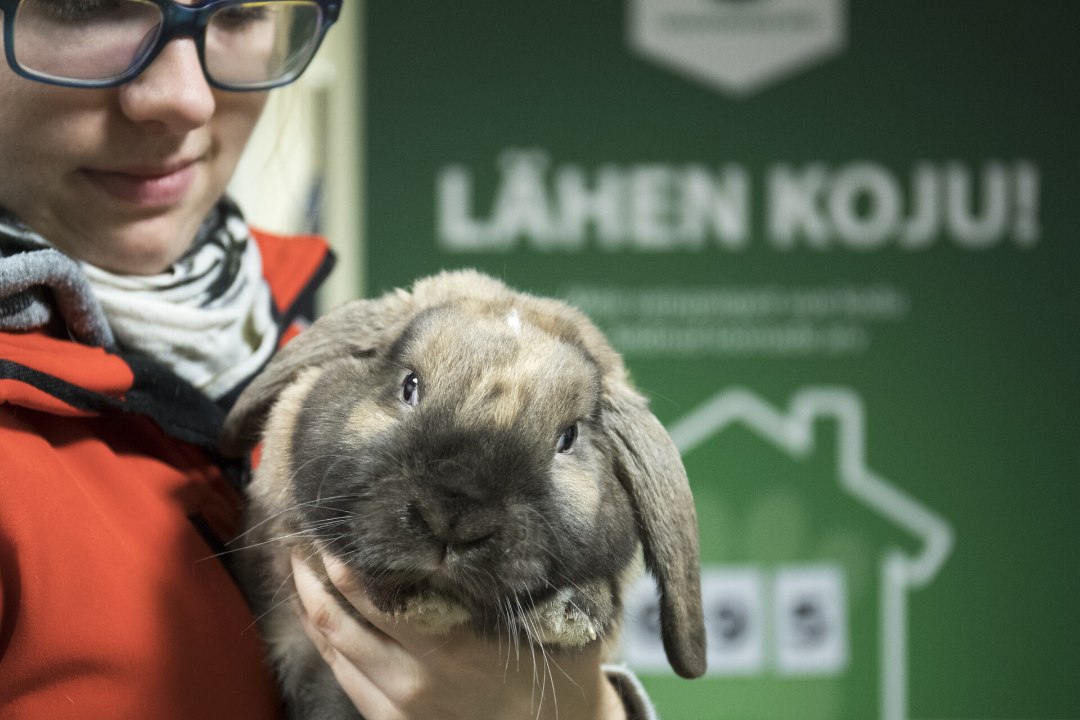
top-left (625, 565), bottom-right (848, 677)
top-left (704, 569), bottom-right (765, 675)
top-left (774, 565), bottom-right (848, 676)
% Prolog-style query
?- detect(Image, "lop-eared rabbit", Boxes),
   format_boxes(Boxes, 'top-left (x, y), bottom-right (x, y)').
top-left (220, 270), bottom-right (706, 718)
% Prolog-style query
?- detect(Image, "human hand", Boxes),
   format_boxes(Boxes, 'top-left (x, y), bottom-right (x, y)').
top-left (290, 552), bottom-right (628, 720)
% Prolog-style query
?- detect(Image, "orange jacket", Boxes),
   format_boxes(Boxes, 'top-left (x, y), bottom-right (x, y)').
top-left (0, 229), bottom-right (333, 719)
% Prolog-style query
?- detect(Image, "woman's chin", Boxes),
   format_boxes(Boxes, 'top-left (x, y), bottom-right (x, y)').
top-left (61, 220), bottom-right (202, 275)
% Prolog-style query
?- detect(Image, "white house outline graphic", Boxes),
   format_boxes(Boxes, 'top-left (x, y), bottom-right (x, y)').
top-left (667, 387), bottom-right (954, 720)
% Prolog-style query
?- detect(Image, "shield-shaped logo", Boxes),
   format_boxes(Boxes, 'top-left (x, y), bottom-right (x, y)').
top-left (628, 0), bottom-right (847, 97)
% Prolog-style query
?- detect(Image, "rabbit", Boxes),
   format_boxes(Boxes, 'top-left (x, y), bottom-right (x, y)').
top-left (219, 269), bottom-right (706, 719)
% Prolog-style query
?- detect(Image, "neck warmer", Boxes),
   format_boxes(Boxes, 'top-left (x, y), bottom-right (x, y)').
top-left (0, 198), bottom-right (278, 400)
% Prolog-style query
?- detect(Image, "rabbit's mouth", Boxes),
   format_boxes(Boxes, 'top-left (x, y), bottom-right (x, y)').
top-left (347, 549), bottom-right (615, 649)
top-left (348, 550), bottom-right (555, 620)
top-left (334, 518), bottom-right (550, 617)
top-left (387, 537), bottom-right (543, 594)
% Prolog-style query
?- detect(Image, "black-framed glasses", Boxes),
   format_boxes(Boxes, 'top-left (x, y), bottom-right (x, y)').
top-left (0, 0), bottom-right (340, 91)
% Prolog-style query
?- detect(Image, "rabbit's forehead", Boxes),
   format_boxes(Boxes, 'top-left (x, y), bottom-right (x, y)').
top-left (407, 307), bottom-right (593, 374)
top-left (405, 308), bottom-right (600, 422)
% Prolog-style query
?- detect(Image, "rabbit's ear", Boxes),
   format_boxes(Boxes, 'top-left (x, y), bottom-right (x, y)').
top-left (602, 381), bottom-right (707, 679)
top-left (219, 289), bottom-right (415, 457)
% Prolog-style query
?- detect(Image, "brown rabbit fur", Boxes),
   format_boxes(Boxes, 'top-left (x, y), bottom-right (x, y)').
top-left (220, 270), bottom-right (706, 718)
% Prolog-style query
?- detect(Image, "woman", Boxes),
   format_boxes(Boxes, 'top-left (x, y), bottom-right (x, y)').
top-left (0, 0), bottom-right (653, 717)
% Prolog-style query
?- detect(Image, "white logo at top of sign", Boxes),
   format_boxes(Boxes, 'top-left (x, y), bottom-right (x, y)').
top-left (628, 0), bottom-right (847, 97)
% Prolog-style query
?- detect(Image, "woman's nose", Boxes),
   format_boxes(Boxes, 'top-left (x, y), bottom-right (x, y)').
top-left (118, 38), bottom-right (216, 131)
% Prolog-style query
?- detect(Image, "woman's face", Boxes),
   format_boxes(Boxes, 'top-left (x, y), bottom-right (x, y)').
top-left (0, 37), bottom-right (268, 274)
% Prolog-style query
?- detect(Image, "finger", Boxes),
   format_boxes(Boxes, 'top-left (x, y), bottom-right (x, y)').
top-left (320, 553), bottom-right (455, 655)
top-left (321, 558), bottom-right (543, 673)
top-left (320, 553), bottom-right (390, 621)
top-left (290, 552), bottom-right (399, 660)
top-left (292, 601), bottom-right (402, 720)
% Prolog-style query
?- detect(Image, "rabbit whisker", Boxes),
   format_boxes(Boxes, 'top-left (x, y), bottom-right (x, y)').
top-left (242, 590), bottom-right (300, 635)
top-left (314, 453), bottom-right (366, 506)
top-left (513, 592), bottom-right (554, 716)
top-left (244, 540), bottom-right (329, 634)
top-left (224, 523), bottom-right (347, 557)
top-left (228, 489), bottom-right (366, 545)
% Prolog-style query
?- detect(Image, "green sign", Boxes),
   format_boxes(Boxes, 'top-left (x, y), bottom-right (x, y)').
top-left (362, 2), bottom-right (1079, 718)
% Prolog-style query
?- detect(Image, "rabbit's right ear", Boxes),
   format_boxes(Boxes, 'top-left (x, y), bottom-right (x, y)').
top-left (602, 381), bottom-right (707, 679)
top-left (219, 289), bottom-right (415, 458)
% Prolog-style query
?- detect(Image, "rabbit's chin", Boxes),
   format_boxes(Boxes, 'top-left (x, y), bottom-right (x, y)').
top-left (338, 551), bottom-right (612, 648)
top-left (366, 580), bottom-right (608, 648)
top-left (349, 552), bottom-right (544, 615)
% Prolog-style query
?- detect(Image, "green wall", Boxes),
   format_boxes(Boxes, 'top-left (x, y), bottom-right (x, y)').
top-left (361, 2), bottom-right (1080, 717)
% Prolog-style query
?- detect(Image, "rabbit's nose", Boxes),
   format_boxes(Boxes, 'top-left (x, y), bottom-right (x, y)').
top-left (409, 496), bottom-right (499, 548)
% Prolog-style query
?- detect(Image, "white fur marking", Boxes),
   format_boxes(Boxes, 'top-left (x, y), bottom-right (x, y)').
top-left (506, 307), bottom-right (523, 334)
top-left (535, 588), bottom-right (599, 646)
top-left (399, 591), bottom-right (471, 634)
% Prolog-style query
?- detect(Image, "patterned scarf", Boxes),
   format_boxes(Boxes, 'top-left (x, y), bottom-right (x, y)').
top-left (0, 198), bottom-right (278, 399)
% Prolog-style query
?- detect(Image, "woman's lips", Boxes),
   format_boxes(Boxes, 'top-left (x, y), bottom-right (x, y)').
top-left (82, 162), bottom-right (197, 207)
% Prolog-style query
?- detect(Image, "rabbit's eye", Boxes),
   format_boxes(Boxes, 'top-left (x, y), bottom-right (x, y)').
top-left (556, 424), bottom-right (578, 453)
top-left (402, 372), bottom-right (420, 406)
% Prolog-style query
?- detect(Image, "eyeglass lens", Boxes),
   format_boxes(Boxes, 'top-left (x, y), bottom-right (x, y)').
top-left (11, 0), bottom-right (323, 88)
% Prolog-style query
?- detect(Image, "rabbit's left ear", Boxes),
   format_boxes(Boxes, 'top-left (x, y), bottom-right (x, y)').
top-left (602, 381), bottom-right (707, 679)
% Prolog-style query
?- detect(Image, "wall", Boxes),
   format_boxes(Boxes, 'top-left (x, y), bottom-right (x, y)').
top-left (361, 2), bottom-right (1079, 718)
